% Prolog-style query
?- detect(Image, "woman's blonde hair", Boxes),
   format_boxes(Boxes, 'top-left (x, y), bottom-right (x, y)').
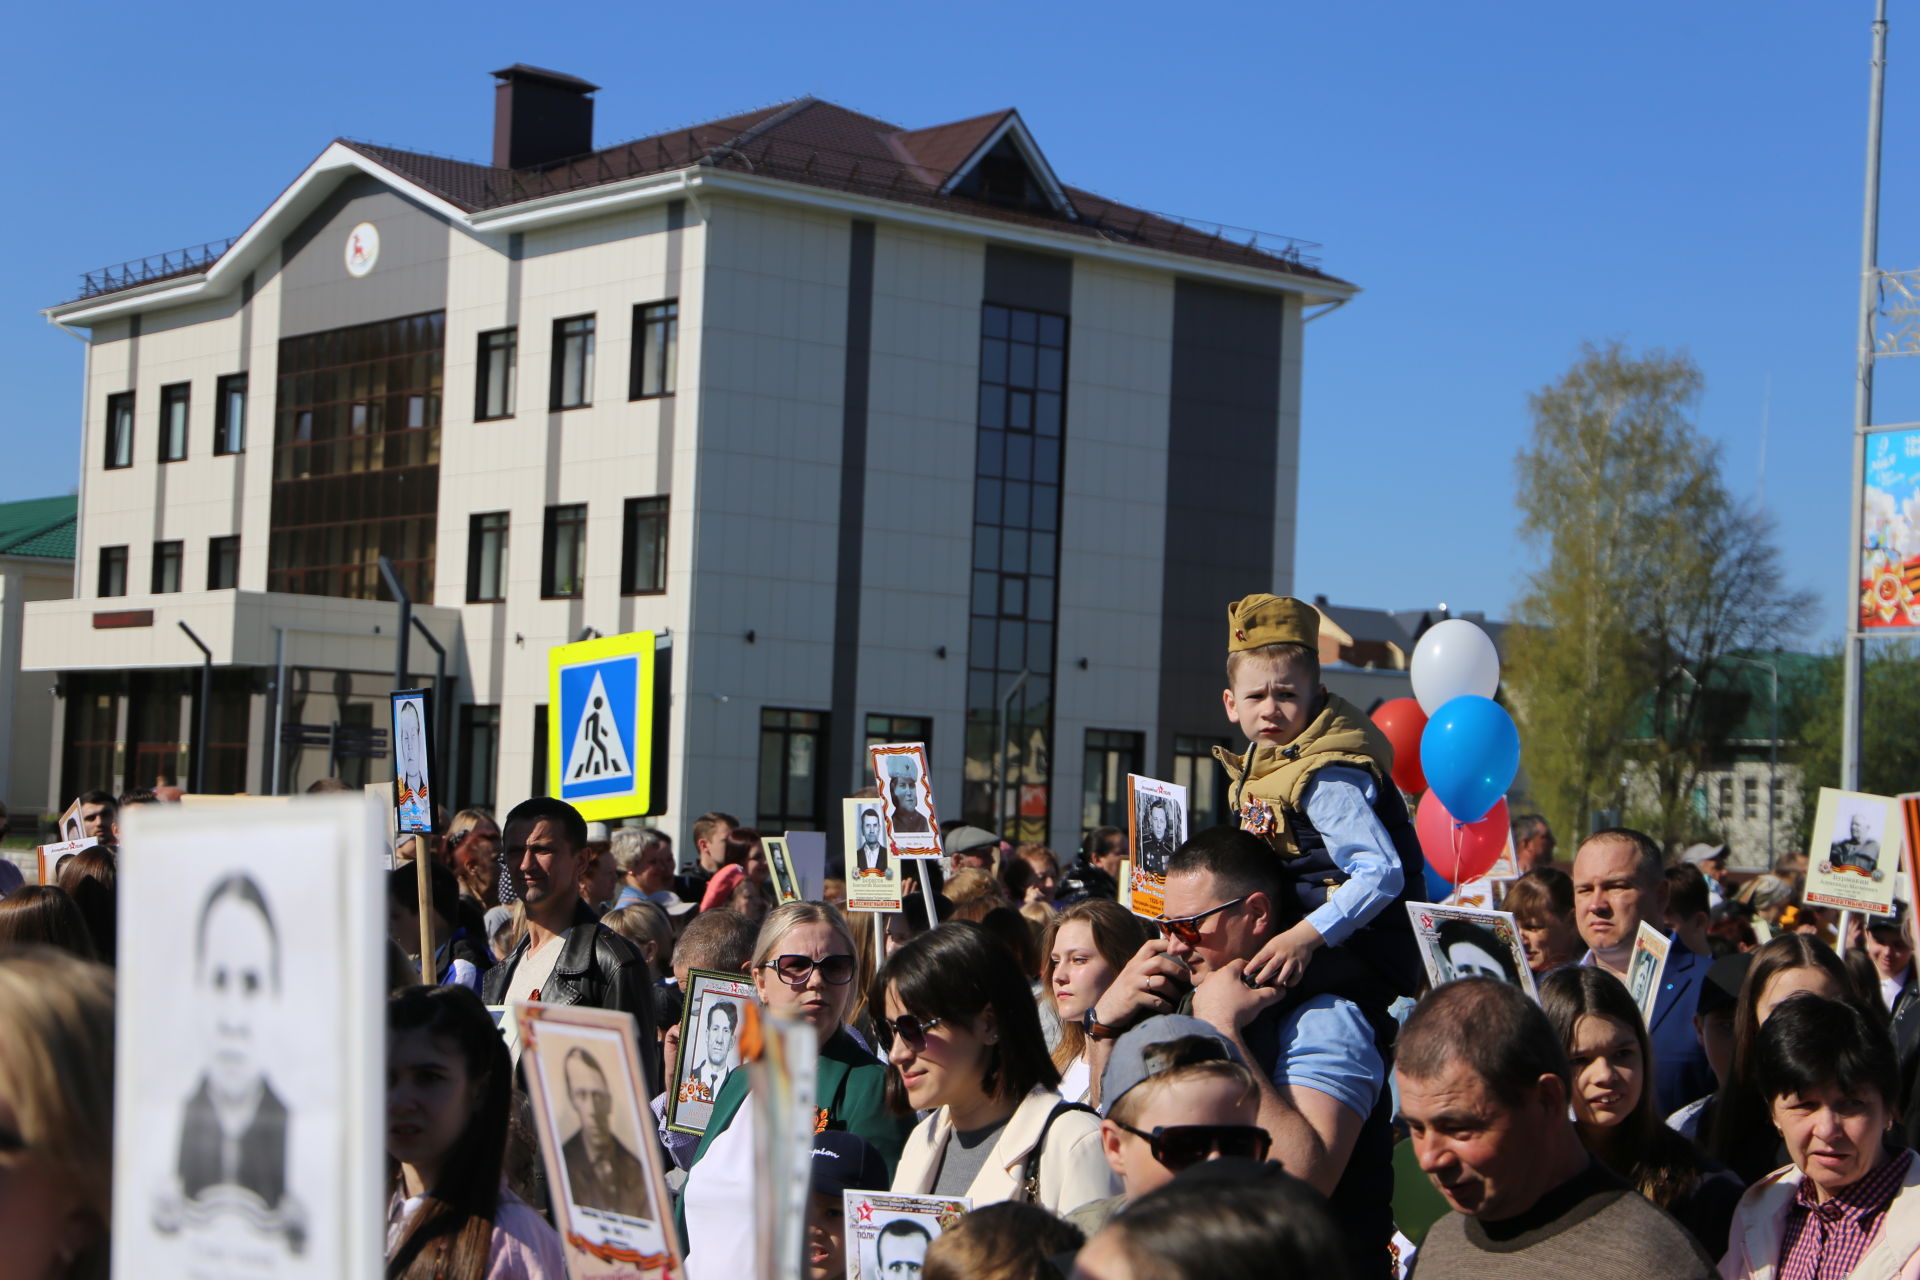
top-left (0, 948), bottom-right (115, 1279)
top-left (750, 900), bottom-right (855, 971)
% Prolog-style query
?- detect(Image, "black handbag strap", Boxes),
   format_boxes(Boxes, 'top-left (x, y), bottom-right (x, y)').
top-left (1020, 1101), bottom-right (1098, 1204)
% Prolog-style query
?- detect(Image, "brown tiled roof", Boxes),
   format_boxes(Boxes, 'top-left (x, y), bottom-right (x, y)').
top-left (889, 109), bottom-right (1013, 186)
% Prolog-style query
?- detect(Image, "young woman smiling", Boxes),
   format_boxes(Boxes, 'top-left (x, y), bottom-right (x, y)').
top-left (1538, 967), bottom-right (1742, 1256)
top-left (385, 984), bottom-right (563, 1280)
top-left (1042, 900), bottom-right (1152, 1104)
top-left (883, 923), bottom-right (1118, 1213)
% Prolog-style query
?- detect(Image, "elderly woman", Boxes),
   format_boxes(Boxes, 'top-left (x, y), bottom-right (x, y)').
top-left (1719, 994), bottom-right (1920, 1279)
top-left (679, 902), bottom-right (912, 1279)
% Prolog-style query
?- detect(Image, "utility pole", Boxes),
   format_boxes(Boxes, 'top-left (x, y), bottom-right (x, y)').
top-left (1842, 0), bottom-right (1890, 791)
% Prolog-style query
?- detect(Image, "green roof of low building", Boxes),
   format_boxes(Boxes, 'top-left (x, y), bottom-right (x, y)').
top-left (0, 496), bottom-right (77, 561)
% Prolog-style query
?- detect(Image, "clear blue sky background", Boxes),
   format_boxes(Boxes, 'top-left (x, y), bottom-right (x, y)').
top-left (7, 1), bottom-right (1916, 649)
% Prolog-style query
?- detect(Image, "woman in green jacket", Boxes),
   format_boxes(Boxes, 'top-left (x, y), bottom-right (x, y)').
top-left (678, 902), bottom-right (911, 1275)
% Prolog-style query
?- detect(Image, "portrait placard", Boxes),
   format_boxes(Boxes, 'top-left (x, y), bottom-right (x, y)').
top-left (1485, 832), bottom-right (1519, 882)
top-left (1405, 901), bottom-right (1537, 999)
top-left (751, 1009), bottom-right (819, 1280)
top-left (667, 969), bottom-right (756, 1136)
top-left (389, 688), bottom-right (434, 836)
top-left (1805, 787), bottom-right (1904, 915)
top-left (1126, 775), bottom-right (1188, 919)
top-left (869, 743), bottom-right (941, 858)
top-left (517, 1002), bottom-right (680, 1279)
top-left (57, 796), bottom-right (84, 844)
top-left (842, 798), bottom-right (902, 913)
top-left (764, 836), bottom-right (801, 905)
top-left (37, 835), bottom-right (97, 885)
top-left (113, 792), bottom-right (386, 1280)
top-left (842, 1192), bottom-right (970, 1279)
top-left (1627, 922), bottom-right (1671, 1026)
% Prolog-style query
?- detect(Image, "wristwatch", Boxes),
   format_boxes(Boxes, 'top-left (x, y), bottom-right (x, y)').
top-left (1082, 1005), bottom-right (1124, 1041)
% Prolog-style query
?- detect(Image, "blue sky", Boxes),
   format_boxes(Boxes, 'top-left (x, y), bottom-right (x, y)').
top-left (7, 1), bottom-right (1915, 647)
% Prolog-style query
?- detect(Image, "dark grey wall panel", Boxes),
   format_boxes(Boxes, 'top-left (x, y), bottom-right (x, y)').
top-left (984, 245), bottom-right (1072, 313)
top-left (826, 220), bottom-right (877, 806)
top-left (279, 173), bottom-right (451, 337)
top-left (1157, 279), bottom-right (1285, 774)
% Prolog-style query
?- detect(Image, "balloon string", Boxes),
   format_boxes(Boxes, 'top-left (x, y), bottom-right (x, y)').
top-left (1451, 820), bottom-right (1465, 883)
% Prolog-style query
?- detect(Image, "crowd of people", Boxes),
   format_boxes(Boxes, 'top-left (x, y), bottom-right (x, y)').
top-left (2, 596), bottom-right (1919, 1280)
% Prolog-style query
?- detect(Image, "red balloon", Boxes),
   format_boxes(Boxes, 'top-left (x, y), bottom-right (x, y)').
top-left (1371, 698), bottom-right (1429, 795)
top-left (1416, 793), bottom-right (1510, 886)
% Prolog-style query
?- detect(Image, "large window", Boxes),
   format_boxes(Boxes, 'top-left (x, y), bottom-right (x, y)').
top-left (542, 504), bottom-right (586, 599)
top-left (207, 535), bottom-right (240, 590)
top-left (104, 392), bottom-right (134, 470)
top-left (268, 311), bottom-right (443, 602)
top-left (964, 304), bottom-right (1068, 839)
top-left (467, 512), bottom-right (509, 603)
top-left (159, 383), bottom-right (190, 462)
top-left (1172, 735), bottom-right (1231, 833)
top-left (152, 540), bottom-right (184, 594)
top-left (866, 715), bottom-right (932, 759)
top-left (1082, 729), bottom-right (1142, 832)
top-left (760, 708), bottom-right (827, 831)
top-left (214, 374), bottom-right (247, 454)
top-left (620, 497), bottom-right (668, 596)
top-left (476, 328), bottom-right (516, 420)
top-left (458, 704), bottom-right (500, 812)
top-left (98, 545), bottom-right (128, 598)
top-left (551, 315), bottom-right (595, 410)
top-left (630, 301), bottom-right (678, 399)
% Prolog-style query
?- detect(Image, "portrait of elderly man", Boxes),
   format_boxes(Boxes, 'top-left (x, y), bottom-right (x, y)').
top-left (559, 1046), bottom-right (650, 1218)
top-left (1829, 812), bottom-right (1881, 874)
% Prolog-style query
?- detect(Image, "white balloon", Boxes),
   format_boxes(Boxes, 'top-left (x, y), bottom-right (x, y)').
top-left (1410, 618), bottom-right (1501, 715)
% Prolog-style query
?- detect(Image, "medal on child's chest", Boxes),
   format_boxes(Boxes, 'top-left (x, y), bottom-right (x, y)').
top-left (1240, 796), bottom-right (1277, 836)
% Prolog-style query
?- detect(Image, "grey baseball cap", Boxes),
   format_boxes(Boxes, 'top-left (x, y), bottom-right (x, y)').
top-left (945, 825), bottom-right (1000, 856)
top-left (1098, 1014), bottom-right (1247, 1117)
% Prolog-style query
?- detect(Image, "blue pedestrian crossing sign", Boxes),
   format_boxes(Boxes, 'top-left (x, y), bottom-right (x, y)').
top-left (547, 631), bottom-right (659, 819)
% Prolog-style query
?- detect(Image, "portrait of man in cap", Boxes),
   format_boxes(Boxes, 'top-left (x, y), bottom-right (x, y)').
top-left (885, 756), bottom-right (931, 835)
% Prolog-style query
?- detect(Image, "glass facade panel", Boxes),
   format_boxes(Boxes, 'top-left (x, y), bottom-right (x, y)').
top-left (269, 311), bottom-right (443, 601)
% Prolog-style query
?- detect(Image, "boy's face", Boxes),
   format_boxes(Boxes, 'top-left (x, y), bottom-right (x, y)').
top-left (1222, 652), bottom-right (1321, 747)
top-left (803, 1190), bottom-right (846, 1280)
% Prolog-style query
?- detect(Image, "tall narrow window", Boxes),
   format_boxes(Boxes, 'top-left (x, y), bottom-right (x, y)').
top-left (551, 315), bottom-right (595, 410)
top-left (1172, 735), bottom-right (1231, 832)
top-left (152, 541), bottom-right (184, 594)
top-left (159, 383), bottom-right (190, 462)
top-left (104, 392), bottom-right (134, 469)
top-left (467, 511), bottom-right (510, 603)
top-left (1082, 729), bottom-right (1142, 832)
top-left (214, 374), bottom-right (248, 454)
top-left (476, 328), bottom-right (517, 420)
top-left (541, 504), bottom-right (586, 598)
top-left (98, 545), bottom-right (128, 598)
top-left (207, 536), bottom-right (240, 590)
top-left (630, 301), bottom-right (678, 399)
top-left (759, 708), bottom-right (828, 830)
top-left (458, 704), bottom-right (500, 811)
top-left (620, 497), bottom-right (668, 595)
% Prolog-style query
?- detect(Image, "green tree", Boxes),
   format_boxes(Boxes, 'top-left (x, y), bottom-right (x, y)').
top-left (1505, 340), bottom-right (1809, 847)
top-left (1793, 640), bottom-right (1920, 845)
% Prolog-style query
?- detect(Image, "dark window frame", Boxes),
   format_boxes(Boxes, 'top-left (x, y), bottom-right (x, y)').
top-left (151, 540), bottom-right (184, 594)
top-left (629, 300), bottom-right (679, 400)
top-left (158, 383), bottom-right (190, 463)
top-left (475, 327), bottom-right (517, 421)
top-left (541, 503), bottom-right (587, 599)
top-left (458, 703), bottom-right (501, 812)
top-left (98, 545), bottom-right (128, 598)
top-left (864, 714), bottom-right (932, 761)
top-left (620, 496), bottom-right (669, 596)
top-left (104, 391), bottom-right (135, 470)
top-left (467, 511), bottom-right (510, 604)
top-left (550, 314), bottom-right (596, 411)
top-left (759, 707), bottom-right (829, 831)
top-left (1082, 728), bottom-right (1143, 832)
top-left (214, 373), bottom-right (248, 455)
top-left (207, 535), bottom-right (240, 590)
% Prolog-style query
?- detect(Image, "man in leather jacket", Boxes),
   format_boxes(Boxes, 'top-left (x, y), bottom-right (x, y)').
top-left (484, 796), bottom-right (659, 1092)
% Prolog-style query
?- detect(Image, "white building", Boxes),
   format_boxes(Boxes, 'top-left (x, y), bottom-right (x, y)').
top-left (32, 66), bottom-right (1355, 851)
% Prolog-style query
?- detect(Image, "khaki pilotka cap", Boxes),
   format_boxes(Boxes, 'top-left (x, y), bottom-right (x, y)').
top-left (1226, 594), bottom-right (1320, 653)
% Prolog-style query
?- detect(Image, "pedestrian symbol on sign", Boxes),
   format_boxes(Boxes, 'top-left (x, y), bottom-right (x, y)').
top-left (564, 672), bottom-right (632, 784)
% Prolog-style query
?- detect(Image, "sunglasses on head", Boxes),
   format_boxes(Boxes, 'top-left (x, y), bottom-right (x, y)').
top-left (874, 1012), bottom-right (948, 1052)
top-left (1154, 896), bottom-right (1247, 946)
top-left (1111, 1120), bottom-right (1271, 1172)
top-left (761, 953), bottom-right (857, 986)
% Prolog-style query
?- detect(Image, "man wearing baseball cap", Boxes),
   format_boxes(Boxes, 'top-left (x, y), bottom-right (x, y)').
top-left (1680, 843), bottom-right (1729, 908)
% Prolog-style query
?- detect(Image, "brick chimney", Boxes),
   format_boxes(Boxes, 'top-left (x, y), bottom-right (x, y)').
top-left (491, 65), bottom-right (599, 169)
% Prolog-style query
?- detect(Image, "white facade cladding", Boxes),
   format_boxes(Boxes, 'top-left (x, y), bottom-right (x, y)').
top-left (36, 80), bottom-right (1353, 853)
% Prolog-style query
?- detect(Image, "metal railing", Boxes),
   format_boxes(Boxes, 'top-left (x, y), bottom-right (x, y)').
top-left (76, 237), bottom-right (237, 300)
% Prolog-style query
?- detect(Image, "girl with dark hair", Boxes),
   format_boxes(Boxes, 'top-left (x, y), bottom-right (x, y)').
top-left (1706, 934), bottom-right (1858, 1184)
top-left (385, 984), bottom-right (563, 1279)
top-left (0, 885), bottom-right (98, 962)
top-left (1538, 967), bottom-right (1742, 1254)
top-left (1042, 899), bottom-right (1154, 1103)
top-left (1502, 866), bottom-right (1580, 974)
top-left (882, 923), bottom-right (1117, 1212)
top-left (1720, 994), bottom-right (1920, 1279)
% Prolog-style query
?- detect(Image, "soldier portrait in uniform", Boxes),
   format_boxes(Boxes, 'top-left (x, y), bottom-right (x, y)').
top-left (1829, 812), bottom-right (1882, 874)
top-left (1135, 793), bottom-right (1181, 877)
top-left (558, 1047), bottom-right (652, 1219)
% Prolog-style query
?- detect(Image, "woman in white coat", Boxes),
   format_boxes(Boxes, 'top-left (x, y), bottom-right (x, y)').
top-left (880, 922), bottom-right (1118, 1215)
top-left (1719, 995), bottom-right (1920, 1280)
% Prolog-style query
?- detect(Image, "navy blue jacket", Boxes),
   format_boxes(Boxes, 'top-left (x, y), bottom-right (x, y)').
top-left (1645, 938), bottom-right (1714, 1117)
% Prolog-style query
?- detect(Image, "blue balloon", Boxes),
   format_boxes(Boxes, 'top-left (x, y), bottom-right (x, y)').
top-left (1423, 863), bottom-right (1455, 900)
top-left (1420, 695), bottom-right (1520, 824)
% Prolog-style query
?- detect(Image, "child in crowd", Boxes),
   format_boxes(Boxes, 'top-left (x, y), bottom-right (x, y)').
top-left (1216, 594), bottom-right (1426, 1013)
top-left (803, 1132), bottom-right (888, 1280)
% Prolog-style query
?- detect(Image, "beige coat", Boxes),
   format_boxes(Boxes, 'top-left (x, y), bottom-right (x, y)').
top-left (889, 1085), bottom-right (1118, 1215)
top-left (1718, 1157), bottom-right (1920, 1280)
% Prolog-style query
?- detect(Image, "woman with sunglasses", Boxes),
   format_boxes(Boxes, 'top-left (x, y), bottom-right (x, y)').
top-left (679, 902), bottom-right (913, 1278)
top-left (883, 922), bottom-right (1119, 1213)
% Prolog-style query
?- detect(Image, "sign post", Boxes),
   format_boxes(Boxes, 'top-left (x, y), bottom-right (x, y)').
top-left (548, 632), bottom-right (663, 820)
